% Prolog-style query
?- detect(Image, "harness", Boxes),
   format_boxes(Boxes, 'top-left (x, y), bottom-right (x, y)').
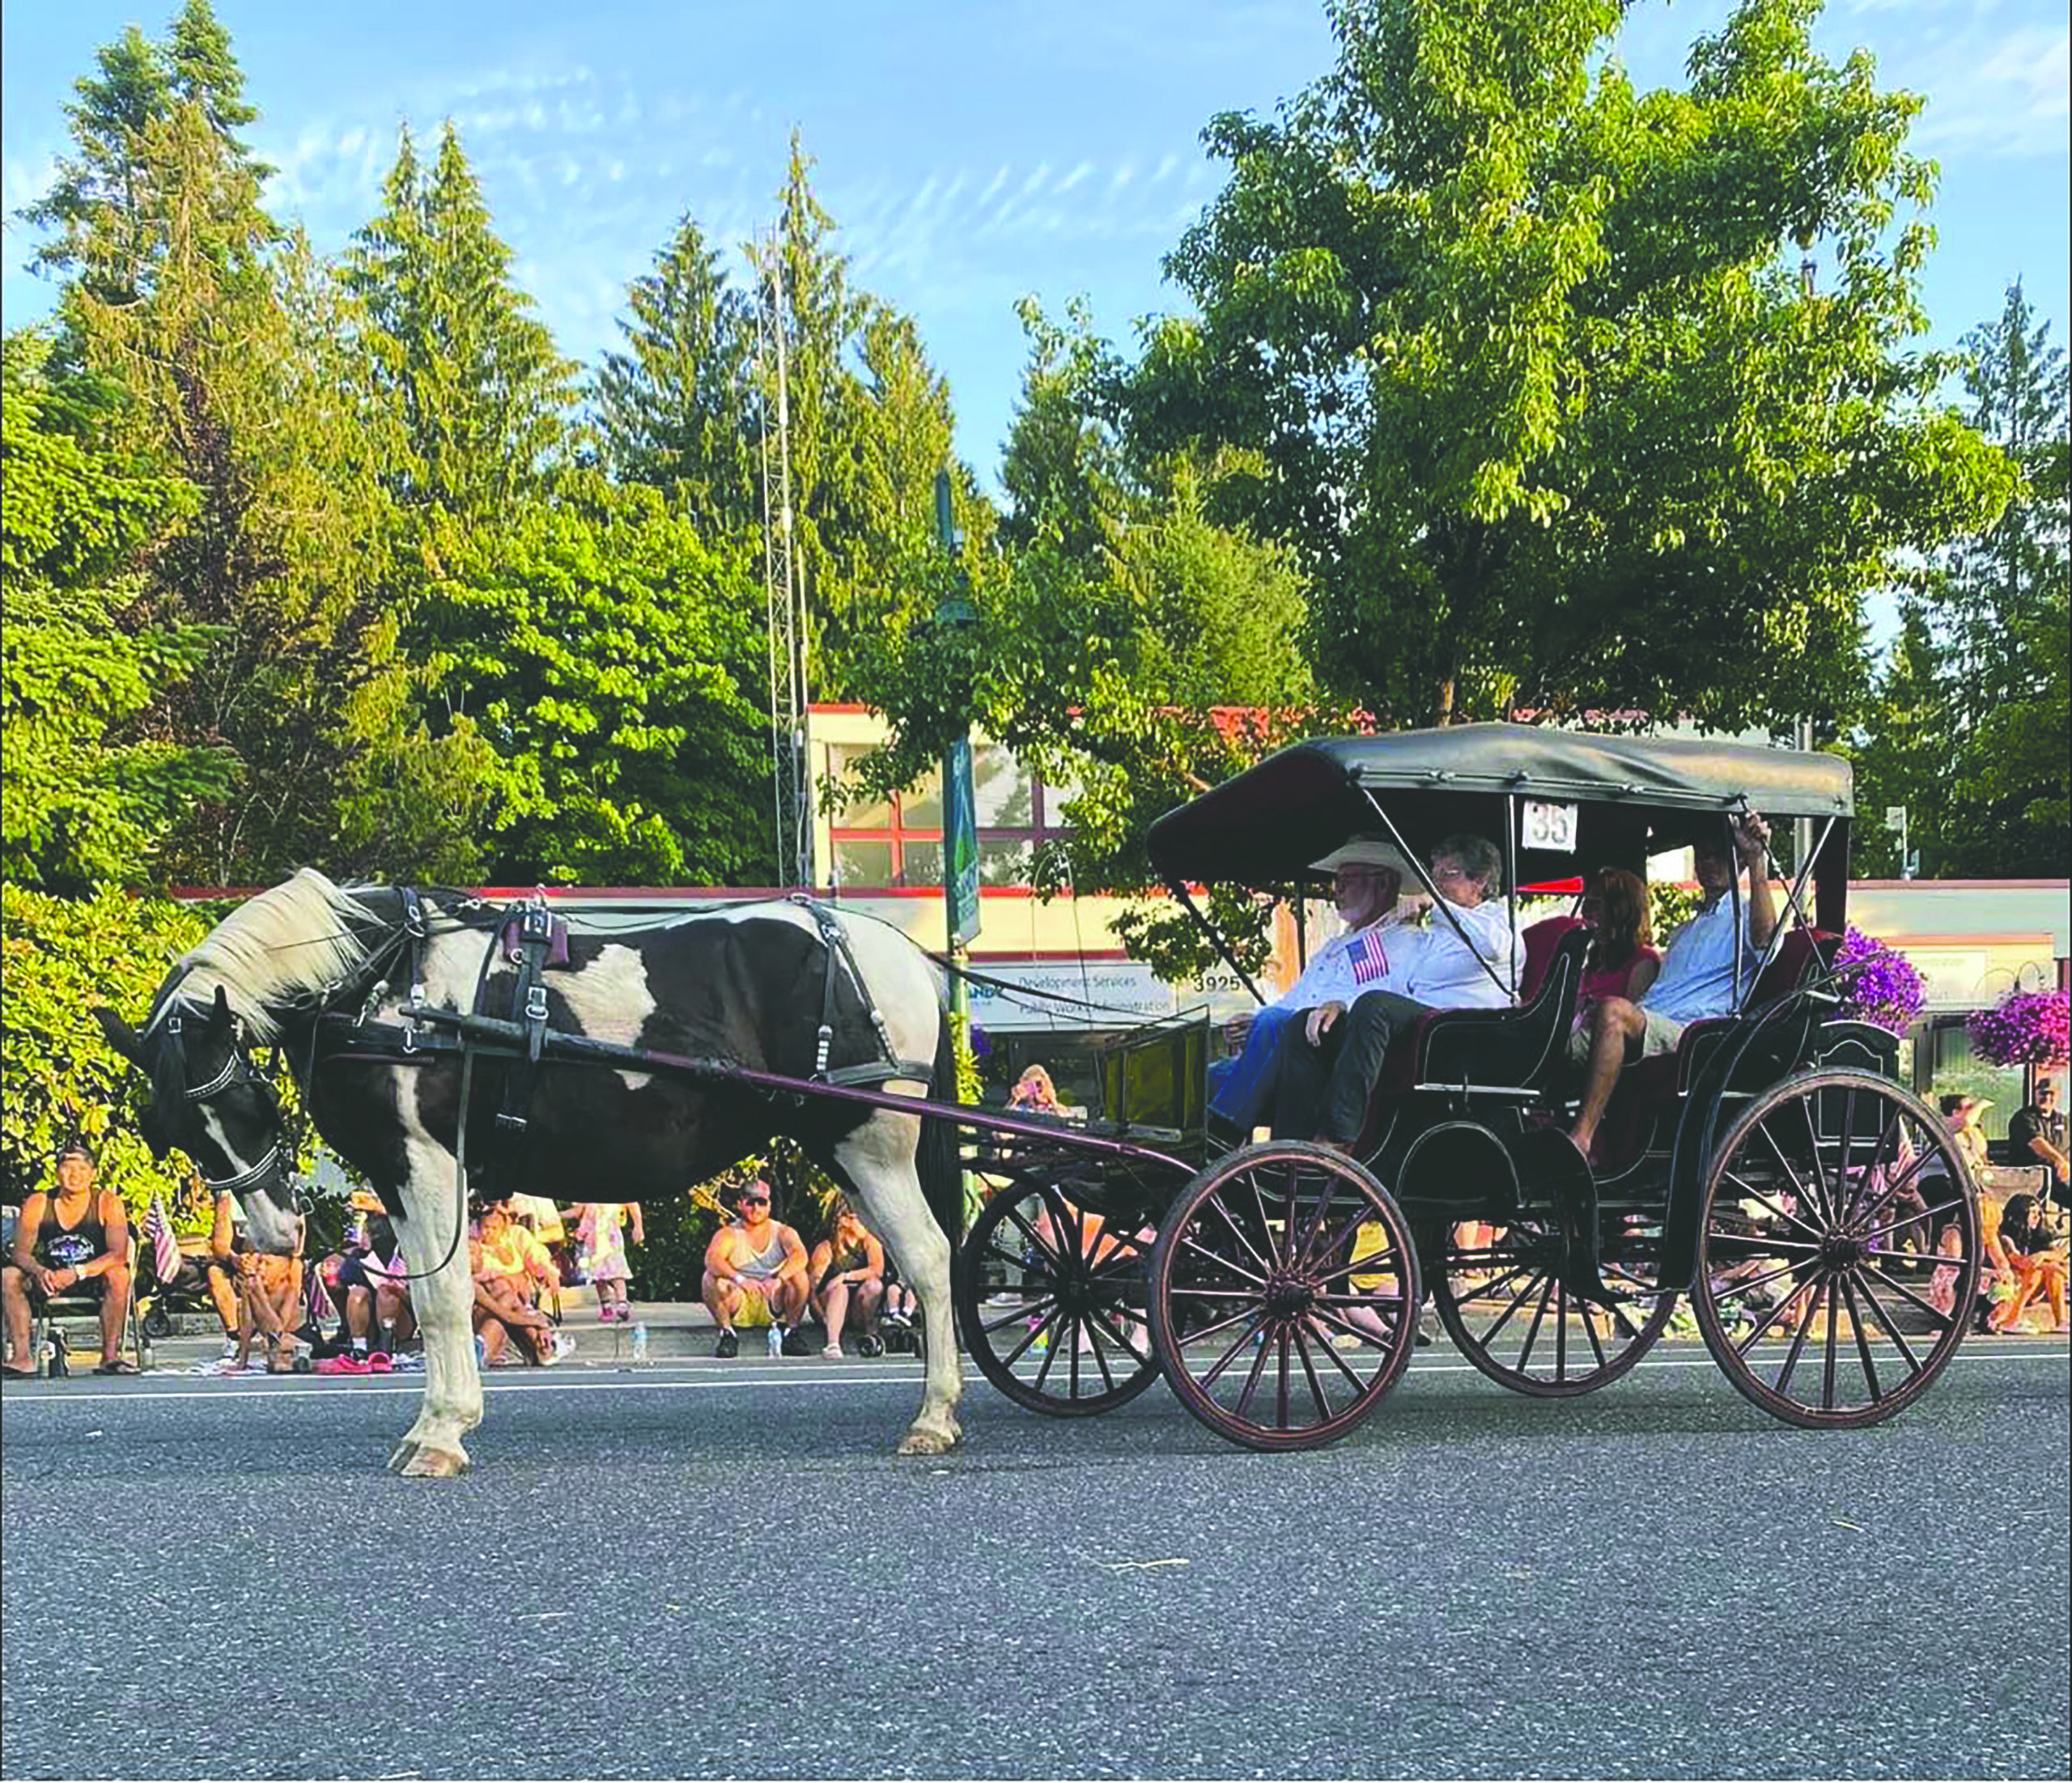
top-left (320, 893), bottom-right (931, 1195)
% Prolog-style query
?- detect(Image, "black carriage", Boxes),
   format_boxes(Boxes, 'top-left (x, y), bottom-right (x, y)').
top-left (950, 724), bottom-right (1983, 1450)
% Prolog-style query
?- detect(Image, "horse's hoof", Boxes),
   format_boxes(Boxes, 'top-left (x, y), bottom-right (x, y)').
top-left (400, 1445), bottom-right (469, 1479)
top-left (897, 1424), bottom-right (959, 1457)
top-left (386, 1439), bottom-right (420, 1474)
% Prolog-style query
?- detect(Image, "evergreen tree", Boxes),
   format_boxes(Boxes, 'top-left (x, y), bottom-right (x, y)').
top-left (592, 214), bottom-right (758, 541)
top-left (21, 26), bottom-right (172, 304)
top-left (346, 121), bottom-right (576, 520)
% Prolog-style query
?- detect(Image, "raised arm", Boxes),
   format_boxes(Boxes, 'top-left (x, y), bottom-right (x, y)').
top-left (1736, 813), bottom-right (1778, 953)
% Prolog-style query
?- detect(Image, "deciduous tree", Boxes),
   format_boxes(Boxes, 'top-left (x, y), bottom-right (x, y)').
top-left (1129, 0), bottom-right (2013, 734)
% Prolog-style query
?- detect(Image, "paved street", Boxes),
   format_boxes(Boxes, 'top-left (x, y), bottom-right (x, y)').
top-left (2, 1339), bottom-right (2066, 1781)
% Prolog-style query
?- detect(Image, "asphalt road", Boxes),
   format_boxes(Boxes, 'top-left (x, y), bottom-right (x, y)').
top-left (2, 1339), bottom-right (2066, 1782)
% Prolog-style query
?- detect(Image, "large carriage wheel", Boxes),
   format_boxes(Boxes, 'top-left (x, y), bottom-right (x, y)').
top-left (953, 1181), bottom-right (1161, 1417)
top-left (1433, 1204), bottom-right (1677, 1396)
top-left (1149, 1142), bottom-right (1420, 1452)
top-left (1692, 1068), bottom-right (1980, 1429)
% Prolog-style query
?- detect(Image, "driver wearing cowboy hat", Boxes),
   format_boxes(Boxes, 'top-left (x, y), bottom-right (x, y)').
top-left (1208, 836), bottom-right (1420, 1141)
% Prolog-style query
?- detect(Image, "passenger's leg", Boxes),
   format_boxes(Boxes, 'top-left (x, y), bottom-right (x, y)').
top-left (1210, 1006), bottom-right (1300, 1132)
top-left (1268, 1017), bottom-right (1344, 1141)
top-left (1318, 992), bottom-right (1433, 1147)
top-left (1569, 998), bottom-right (1647, 1154)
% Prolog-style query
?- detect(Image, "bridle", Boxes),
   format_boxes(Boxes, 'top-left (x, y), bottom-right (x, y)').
top-left (162, 1008), bottom-right (289, 1200)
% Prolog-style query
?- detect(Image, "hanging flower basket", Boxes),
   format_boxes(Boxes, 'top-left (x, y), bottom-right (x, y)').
top-left (1968, 990), bottom-right (2071, 1069)
top-left (1835, 926), bottom-right (1925, 1037)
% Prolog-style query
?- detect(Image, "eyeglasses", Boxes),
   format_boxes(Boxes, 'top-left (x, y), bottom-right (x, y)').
top-left (741, 1195), bottom-right (771, 1207)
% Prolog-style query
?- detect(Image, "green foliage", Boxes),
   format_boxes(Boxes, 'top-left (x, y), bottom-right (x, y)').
top-left (1129, 0), bottom-right (2013, 732)
top-left (2, 333), bottom-right (238, 892)
top-left (417, 485), bottom-right (773, 885)
top-left (0, 883), bottom-right (207, 1208)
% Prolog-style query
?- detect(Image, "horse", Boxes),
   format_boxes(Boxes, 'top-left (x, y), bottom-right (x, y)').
top-left (93, 870), bottom-right (966, 1475)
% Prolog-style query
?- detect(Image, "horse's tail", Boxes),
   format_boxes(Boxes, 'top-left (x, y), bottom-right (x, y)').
top-left (919, 1008), bottom-right (964, 1246)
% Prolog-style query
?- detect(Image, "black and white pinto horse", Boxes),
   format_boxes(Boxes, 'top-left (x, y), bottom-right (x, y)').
top-left (95, 870), bottom-right (965, 1475)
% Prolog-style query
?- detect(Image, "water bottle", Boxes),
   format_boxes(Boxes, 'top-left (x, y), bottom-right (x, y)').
top-left (765, 1324), bottom-right (783, 1358)
top-left (629, 1322), bottom-right (648, 1363)
top-left (45, 1336), bottom-right (67, 1378)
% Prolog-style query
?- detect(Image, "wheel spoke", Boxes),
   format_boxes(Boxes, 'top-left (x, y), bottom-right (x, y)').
top-left (1797, 1093), bottom-right (1841, 1229)
top-left (1208, 1191), bottom-right (1276, 1280)
top-left (1757, 1117), bottom-right (1825, 1229)
top-left (1708, 1253), bottom-right (1815, 1304)
top-left (1849, 1271), bottom-right (1927, 1378)
top-left (1820, 1270), bottom-right (1843, 1412)
top-left (1085, 1302), bottom-right (1153, 1368)
top-left (1198, 1315), bottom-right (1270, 1389)
top-left (1231, 1324), bottom-right (1276, 1420)
top-left (1839, 1275), bottom-right (1883, 1403)
top-left (1177, 1232), bottom-right (1267, 1287)
top-left (980, 1296), bottom-right (1057, 1337)
top-left (1578, 1303), bottom-right (1611, 1370)
top-left (1308, 1301), bottom-right (1400, 1361)
top-left (1514, 1272), bottom-right (1556, 1375)
top-left (1475, 1266), bottom-right (1552, 1347)
top-left (1722, 1169), bottom-right (1825, 1243)
top-left (1302, 1314), bottom-right (1378, 1390)
top-left (1289, 1324), bottom-right (1335, 1424)
top-left (1773, 1276), bottom-right (1828, 1398)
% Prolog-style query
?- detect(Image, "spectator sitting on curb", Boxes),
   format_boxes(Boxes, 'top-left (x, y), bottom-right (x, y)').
top-left (703, 1178), bottom-right (810, 1357)
top-left (2009, 1080), bottom-right (2067, 1209)
top-left (229, 1218), bottom-right (308, 1374)
top-left (469, 1200), bottom-right (567, 1366)
top-left (809, 1197), bottom-right (886, 1358)
top-left (3, 1140), bottom-right (138, 1377)
top-left (317, 1204), bottom-right (414, 1374)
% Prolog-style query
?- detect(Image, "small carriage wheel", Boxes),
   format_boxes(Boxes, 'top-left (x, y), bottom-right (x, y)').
top-left (1149, 1142), bottom-right (1420, 1452)
top-left (1692, 1068), bottom-right (1980, 1429)
top-left (1433, 1204), bottom-right (1677, 1397)
top-left (953, 1180), bottom-right (1161, 1418)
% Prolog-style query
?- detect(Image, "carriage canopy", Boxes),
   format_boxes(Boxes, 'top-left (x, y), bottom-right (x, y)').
top-left (1147, 724), bottom-right (1854, 924)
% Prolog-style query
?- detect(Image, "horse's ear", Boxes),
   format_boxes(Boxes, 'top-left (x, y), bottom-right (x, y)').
top-left (209, 985), bottom-right (236, 1034)
top-left (94, 1008), bottom-right (145, 1068)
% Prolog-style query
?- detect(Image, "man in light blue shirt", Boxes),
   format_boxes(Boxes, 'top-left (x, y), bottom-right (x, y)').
top-left (1567, 812), bottom-right (1777, 1157)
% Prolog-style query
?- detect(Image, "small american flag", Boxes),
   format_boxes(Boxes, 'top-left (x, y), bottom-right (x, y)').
top-left (1347, 932), bottom-right (1390, 987)
top-left (142, 1195), bottom-right (180, 1286)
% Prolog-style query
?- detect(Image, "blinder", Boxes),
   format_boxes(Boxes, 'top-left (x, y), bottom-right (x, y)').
top-left (159, 1008), bottom-right (294, 1203)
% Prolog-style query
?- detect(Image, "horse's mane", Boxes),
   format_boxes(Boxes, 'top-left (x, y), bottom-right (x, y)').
top-left (150, 868), bottom-right (373, 1042)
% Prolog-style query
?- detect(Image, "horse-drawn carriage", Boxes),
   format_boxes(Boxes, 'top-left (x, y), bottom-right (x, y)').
top-left (951, 724), bottom-right (1981, 1449)
top-left (95, 723), bottom-right (1979, 1472)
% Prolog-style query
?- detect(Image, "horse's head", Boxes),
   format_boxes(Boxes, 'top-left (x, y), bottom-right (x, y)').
top-left (94, 984), bottom-right (303, 1256)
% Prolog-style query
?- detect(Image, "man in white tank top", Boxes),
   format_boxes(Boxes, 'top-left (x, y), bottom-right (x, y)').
top-left (702, 1179), bottom-right (809, 1357)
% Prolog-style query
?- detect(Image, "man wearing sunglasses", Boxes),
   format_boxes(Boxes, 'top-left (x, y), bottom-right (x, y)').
top-left (702, 1178), bottom-right (810, 1357)
top-left (2010, 1080), bottom-right (2068, 1209)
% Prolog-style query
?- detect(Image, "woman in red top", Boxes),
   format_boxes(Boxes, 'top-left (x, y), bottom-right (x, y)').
top-left (1577, 867), bottom-right (1661, 1015)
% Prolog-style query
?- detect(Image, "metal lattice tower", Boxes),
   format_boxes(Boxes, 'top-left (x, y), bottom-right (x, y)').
top-left (758, 235), bottom-right (812, 890)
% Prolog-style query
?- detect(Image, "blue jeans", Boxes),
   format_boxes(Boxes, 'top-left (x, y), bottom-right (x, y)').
top-left (1208, 1005), bottom-right (1301, 1132)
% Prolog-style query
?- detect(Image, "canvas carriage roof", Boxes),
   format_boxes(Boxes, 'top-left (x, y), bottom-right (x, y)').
top-left (1146, 724), bottom-right (1853, 888)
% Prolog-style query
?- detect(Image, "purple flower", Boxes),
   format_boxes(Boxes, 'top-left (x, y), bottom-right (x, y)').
top-left (1968, 990), bottom-right (2070, 1068)
top-left (1835, 927), bottom-right (1925, 1036)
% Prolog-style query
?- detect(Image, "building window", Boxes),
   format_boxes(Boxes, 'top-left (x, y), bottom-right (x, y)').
top-left (824, 741), bottom-right (1077, 890)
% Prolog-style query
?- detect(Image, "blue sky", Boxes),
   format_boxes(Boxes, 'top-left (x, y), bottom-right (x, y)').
top-left (3, 0), bottom-right (2066, 484)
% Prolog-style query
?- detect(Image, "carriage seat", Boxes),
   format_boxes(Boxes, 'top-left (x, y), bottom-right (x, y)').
top-left (1368, 919), bottom-right (1593, 1101)
top-left (1592, 926), bottom-right (1841, 1169)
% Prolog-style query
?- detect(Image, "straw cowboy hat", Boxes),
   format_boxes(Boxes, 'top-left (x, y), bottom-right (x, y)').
top-left (1309, 836), bottom-right (1412, 879)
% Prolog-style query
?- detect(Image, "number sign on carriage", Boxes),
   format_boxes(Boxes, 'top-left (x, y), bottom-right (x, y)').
top-left (1521, 799), bottom-right (1579, 852)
